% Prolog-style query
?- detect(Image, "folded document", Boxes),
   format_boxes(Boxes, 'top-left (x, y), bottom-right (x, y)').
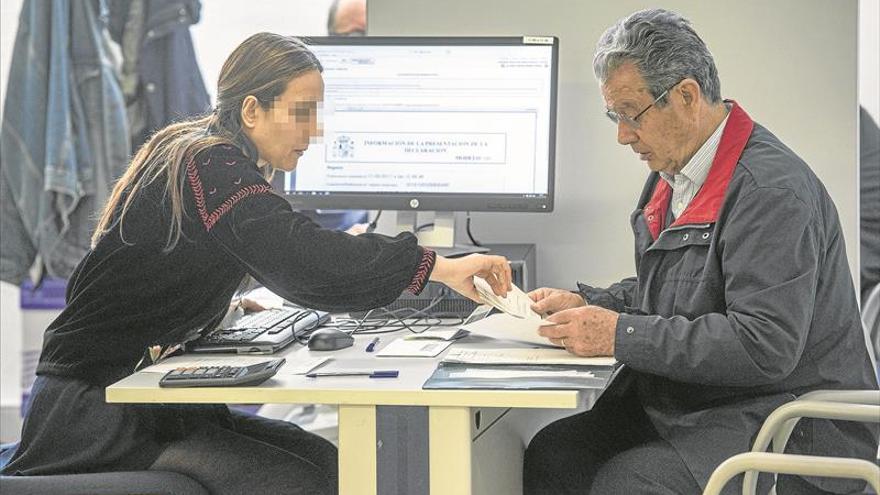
top-left (473, 277), bottom-right (542, 320)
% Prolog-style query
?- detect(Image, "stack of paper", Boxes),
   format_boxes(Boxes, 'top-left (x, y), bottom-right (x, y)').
top-left (443, 348), bottom-right (616, 366)
top-left (447, 369), bottom-right (596, 379)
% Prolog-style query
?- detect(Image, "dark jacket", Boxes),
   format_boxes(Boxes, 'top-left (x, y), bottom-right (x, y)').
top-left (108, 0), bottom-right (210, 149)
top-left (580, 102), bottom-right (878, 494)
top-left (860, 107), bottom-right (880, 301)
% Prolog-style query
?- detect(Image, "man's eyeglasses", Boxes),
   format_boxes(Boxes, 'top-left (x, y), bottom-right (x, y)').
top-left (605, 82), bottom-right (678, 129)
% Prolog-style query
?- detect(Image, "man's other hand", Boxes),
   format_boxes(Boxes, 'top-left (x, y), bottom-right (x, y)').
top-left (537, 305), bottom-right (619, 357)
top-left (529, 287), bottom-right (586, 315)
top-left (345, 223), bottom-right (370, 235)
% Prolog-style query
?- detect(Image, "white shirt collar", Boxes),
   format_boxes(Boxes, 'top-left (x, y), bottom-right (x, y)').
top-left (660, 105), bottom-right (731, 188)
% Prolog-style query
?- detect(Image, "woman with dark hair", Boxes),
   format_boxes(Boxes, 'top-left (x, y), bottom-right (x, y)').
top-left (1, 33), bottom-right (512, 494)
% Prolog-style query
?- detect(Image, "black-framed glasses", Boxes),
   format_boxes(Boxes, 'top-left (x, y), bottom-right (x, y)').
top-left (605, 81), bottom-right (678, 129)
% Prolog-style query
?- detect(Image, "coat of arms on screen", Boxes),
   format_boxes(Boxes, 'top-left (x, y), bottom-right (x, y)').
top-left (332, 135), bottom-right (355, 159)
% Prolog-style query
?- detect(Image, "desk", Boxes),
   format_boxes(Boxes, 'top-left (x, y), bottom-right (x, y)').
top-left (107, 329), bottom-right (604, 495)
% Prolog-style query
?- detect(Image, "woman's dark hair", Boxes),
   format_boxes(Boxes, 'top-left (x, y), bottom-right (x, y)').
top-left (92, 33), bottom-right (322, 250)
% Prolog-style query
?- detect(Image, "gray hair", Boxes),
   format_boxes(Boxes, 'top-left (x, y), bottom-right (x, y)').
top-left (593, 9), bottom-right (722, 105)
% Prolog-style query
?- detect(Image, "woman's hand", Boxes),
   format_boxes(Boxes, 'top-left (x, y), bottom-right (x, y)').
top-left (429, 254), bottom-right (512, 302)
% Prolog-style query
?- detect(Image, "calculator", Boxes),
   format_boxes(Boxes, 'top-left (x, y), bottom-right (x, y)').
top-left (159, 359), bottom-right (286, 387)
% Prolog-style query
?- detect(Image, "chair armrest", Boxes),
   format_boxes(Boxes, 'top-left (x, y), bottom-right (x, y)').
top-left (742, 400), bottom-right (880, 495)
top-left (770, 391), bottom-right (879, 459)
top-left (795, 390), bottom-right (879, 405)
top-left (704, 452), bottom-right (880, 495)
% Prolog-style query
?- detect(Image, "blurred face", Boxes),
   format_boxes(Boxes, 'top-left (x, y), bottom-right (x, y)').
top-left (242, 70), bottom-right (324, 172)
top-left (332, 0), bottom-right (367, 36)
top-left (601, 63), bottom-right (698, 175)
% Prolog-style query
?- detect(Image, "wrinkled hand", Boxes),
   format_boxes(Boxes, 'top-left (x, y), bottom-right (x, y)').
top-left (430, 254), bottom-right (512, 303)
top-left (537, 305), bottom-right (619, 356)
top-left (528, 287), bottom-right (586, 315)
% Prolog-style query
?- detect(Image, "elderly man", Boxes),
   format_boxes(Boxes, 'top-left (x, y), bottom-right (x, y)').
top-left (523, 9), bottom-right (877, 495)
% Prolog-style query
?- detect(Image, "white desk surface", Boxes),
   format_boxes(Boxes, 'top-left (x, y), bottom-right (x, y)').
top-left (106, 326), bottom-right (582, 409)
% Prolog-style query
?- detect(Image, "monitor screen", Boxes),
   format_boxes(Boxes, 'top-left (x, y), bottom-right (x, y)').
top-left (276, 36), bottom-right (558, 212)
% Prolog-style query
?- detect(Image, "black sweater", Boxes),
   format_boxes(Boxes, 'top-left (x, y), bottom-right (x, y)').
top-left (36, 143), bottom-right (434, 385)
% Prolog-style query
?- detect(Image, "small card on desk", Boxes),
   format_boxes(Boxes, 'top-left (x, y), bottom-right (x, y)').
top-left (375, 338), bottom-right (454, 357)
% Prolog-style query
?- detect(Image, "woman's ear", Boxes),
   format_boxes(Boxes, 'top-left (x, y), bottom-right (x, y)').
top-left (240, 95), bottom-right (260, 129)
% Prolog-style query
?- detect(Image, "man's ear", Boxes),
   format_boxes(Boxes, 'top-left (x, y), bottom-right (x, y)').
top-left (240, 95), bottom-right (260, 129)
top-left (677, 79), bottom-right (701, 108)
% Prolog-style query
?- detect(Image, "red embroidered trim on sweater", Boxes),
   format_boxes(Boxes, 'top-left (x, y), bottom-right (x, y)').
top-left (186, 156), bottom-right (273, 231)
top-left (407, 249), bottom-right (436, 294)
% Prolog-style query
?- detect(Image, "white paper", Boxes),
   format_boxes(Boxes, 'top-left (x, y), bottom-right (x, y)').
top-left (375, 338), bottom-right (453, 357)
top-left (447, 369), bottom-right (595, 379)
top-left (275, 357), bottom-right (332, 376)
top-left (460, 313), bottom-right (563, 348)
top-left (473, 277), bottom-right (542, 320)
top-left (140, 355), bottom-right (331, 376)
top-left (241, 286), bottom-right (285, 310)
top-left (444, 348), bottom-right (616, 367)
top-left (403, 328), bottom-right (465, 341)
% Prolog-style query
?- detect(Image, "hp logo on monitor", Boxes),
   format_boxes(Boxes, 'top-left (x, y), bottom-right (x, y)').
top-left (409, 199), bottom-right (420, 209)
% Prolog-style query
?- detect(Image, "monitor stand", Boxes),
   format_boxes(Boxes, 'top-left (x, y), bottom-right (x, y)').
top-left (396, 211), bottom-right (490, 258)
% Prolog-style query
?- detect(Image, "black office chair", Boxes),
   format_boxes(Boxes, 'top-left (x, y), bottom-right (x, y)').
top-left (0, 442), bottom-right (209, 495)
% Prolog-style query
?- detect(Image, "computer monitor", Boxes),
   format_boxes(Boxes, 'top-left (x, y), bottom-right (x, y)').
top-left (275, 36), bottom-right (558, 247)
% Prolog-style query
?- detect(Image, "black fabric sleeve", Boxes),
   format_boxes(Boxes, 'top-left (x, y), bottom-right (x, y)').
top-left (185, 145), bottom-right (434, 312)
top-left (576, 278), bottom-right (638, 312)
top-left (211, 194), bottom-right (429, 312)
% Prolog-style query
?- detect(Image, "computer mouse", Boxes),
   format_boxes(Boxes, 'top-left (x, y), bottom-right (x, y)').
top-left (307, 328), bottom-right (355, 351)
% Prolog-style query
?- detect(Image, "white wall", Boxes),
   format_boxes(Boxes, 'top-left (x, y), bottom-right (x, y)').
top-left (370, 0), bottom-right (862, 290)
top-left (191, 0), bottom-right (336, 103)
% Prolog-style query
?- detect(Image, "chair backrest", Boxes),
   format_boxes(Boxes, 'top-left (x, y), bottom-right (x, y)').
top-left (861, 283), bottom-right (880, 383)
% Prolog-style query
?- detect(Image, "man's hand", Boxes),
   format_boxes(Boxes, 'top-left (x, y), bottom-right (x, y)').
top-left (528, 287), bottom-right (586, 315)
top-left (345, 223), bottom-right (370, 235)
top-left (537, 305), bottom-right (619, 357)
top-left (430, 254), bottom-right (512, 303)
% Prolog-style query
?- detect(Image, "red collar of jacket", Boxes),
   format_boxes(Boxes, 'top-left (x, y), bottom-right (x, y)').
top-left (643, 100), bottom-right (754, 240)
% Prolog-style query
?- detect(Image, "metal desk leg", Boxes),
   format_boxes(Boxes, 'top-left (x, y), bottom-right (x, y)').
top-left (429, 406), bottom-right (472, 495)
top-left (339, 404), bottom-right (377, 495)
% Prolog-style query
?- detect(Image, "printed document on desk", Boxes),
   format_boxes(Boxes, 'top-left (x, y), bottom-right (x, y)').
top-left (444, 348), bottom-right (616, 367)
top-left (460, 312), bottom-right (563, 348)
top-left (375, 338), bottom-right (453, 357)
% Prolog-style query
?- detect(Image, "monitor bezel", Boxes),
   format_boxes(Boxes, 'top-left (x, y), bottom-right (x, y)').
top-left (273, 36), bottom-right (558, 213)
